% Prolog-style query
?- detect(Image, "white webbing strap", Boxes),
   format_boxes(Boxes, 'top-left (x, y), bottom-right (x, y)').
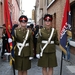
top-left (42, 40), bottom-right (54, 44)
top-left (40, 28), bottom-right (54, 56)
top-left (17, 29), bottom-right (29, 55)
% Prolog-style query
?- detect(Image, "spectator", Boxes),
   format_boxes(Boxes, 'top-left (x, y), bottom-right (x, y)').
top-left (66, 30), bottom-right (72, 61)
top-left (1, 24), bottom-right (9, 59)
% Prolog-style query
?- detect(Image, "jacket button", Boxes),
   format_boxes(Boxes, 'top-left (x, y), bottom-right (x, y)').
top-left (19, 29), bottom-right (20, 31)
top-left (23, 36), bottom-right (24, 38)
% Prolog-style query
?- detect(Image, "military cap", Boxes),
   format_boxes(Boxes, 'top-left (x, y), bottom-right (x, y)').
top-left (19, 15), bottom-right (28, 22)
top-left (43, 14), bottom-right (53, 21)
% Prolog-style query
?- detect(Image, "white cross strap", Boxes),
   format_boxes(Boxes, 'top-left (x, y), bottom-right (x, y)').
top-left (40, 28), bottom-right (54, 56)
top-left (17, 29), bottom-right (29, 56)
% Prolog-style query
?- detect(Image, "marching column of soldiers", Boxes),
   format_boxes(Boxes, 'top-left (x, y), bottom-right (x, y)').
top-left (1, 14), bottom-right (67, 75)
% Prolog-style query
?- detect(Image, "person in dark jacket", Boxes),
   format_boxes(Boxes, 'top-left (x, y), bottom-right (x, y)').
top-left (33, 25), bottom-right (39, 58)
top-left (36, 14), bottom-right (59, 75)
top-left (1, 24), bottom-right (9, 59)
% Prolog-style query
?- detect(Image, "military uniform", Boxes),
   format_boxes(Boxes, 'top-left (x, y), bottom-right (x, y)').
top-left (36, 27), bottom-right (59, 67)
top-left (14, 27), bottom-right (33, 70)
top-left (14, 16), bottom-right (33, 71)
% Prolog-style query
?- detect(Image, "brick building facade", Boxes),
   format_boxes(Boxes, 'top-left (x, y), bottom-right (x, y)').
top-left (0, 0), bottom-right (21, 37)
top-left (35, 0), bottom-right (75, 55)
top-left (47, 0), bottom-right (75, 55)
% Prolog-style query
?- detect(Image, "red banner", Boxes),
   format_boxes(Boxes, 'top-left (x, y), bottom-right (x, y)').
top-left (60, 0), bottom-right (71, 53)
top-left (4, 0), bottom-right (12, 52)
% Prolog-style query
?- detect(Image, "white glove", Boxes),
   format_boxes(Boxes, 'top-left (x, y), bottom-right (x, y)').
top-left (8, 38), bottom-right (12, 43)
top-left (36, 54), bottom-right (40, 59)
top-left (29, 57), bottom-right (33, 60)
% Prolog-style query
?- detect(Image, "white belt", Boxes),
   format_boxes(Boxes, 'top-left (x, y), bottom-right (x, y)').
top-left (42, 40), bottom-right (54, 44)
top-left (17, 42), bottom-right (29, 47)
top-left (17, 42), bottom-right (29, 56)
top-left (17, 43), bottom-right (29, 46)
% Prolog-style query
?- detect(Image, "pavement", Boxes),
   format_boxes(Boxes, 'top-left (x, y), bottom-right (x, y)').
top-left (0, 44), bottom-right (75, 75)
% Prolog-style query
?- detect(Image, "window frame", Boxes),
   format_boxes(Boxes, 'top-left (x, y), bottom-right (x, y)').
top-left (47, 0), bottom-right (55, 9)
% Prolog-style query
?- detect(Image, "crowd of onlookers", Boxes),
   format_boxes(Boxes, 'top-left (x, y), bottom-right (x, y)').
top-left (27, 24), bottom-right (43, 58)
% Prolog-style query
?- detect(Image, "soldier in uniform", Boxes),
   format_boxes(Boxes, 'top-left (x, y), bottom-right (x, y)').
top-left (36, 14), bottom-right (59, 75)
top-left (14, 15), bottom-right (34, 75)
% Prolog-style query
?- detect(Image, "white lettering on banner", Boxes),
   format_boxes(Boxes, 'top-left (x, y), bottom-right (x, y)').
top-left (60, 23), bottom-right (67, 39)
top-left (60, 22), bottom-right (71, 39)
top-left (69, 11), bottom-right (71, 15)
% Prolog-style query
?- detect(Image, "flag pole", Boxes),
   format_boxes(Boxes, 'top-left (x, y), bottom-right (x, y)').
top-left (60, 51), bottom-right (63, 75)
top-left (59, 0), bottom-right (71, 74)
top-left (4, 0), bottom-right (15, 75)
top-left (12, 60), bottom-right (15, 75)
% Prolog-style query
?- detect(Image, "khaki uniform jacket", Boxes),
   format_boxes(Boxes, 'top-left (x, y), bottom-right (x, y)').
top-left (36, 27), bottom-right (59, 54)
top-left (14, 28), bottom-right (33, 57)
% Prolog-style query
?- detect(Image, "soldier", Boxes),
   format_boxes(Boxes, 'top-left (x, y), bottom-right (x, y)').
top-left (36, 14), bottom-right (59, 75)
top-left (14, 15), bottom-right (34, 75)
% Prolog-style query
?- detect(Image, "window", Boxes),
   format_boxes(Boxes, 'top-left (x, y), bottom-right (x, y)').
top-left (71, 5), bottom-right (75, 39)
top-left (47, 0), bottom-right (52, 5)
top-left (54, 13), bottom-right (56, 29)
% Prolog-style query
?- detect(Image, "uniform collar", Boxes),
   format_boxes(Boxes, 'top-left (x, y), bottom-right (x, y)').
top-left (44, 27), bottom-right (52, 33)
top-left (20, 27), bottom-right (27, 31)
top-left (44, 27), bottom-right (52, 30)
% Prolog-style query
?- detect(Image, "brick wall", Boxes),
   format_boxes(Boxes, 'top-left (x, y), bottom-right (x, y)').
top-left (0, 0), bottom-right (20, 37)
top-left (47, 0), bottom-right (75, 38)
top-left (47, 0), bottom-right (66, 39)
top-left (47, 0), bottom-right (75, 55)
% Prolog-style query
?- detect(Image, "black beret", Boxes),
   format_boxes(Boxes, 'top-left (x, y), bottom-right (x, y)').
top-left (43, 14), bottom-right (53, 21)
top-left (19, 15), bottom-right (28, 22)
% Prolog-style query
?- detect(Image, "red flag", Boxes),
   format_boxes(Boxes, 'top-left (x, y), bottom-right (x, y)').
top-left (60, 0), bottom-right (71, 54)
top-left (60, 0), bottom-right (70, 32)
top-left (4, 0), bottom-right (12, 52)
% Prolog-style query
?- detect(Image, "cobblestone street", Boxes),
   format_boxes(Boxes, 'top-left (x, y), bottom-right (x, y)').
top-left (0, 48), bottom-right (75, 75)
